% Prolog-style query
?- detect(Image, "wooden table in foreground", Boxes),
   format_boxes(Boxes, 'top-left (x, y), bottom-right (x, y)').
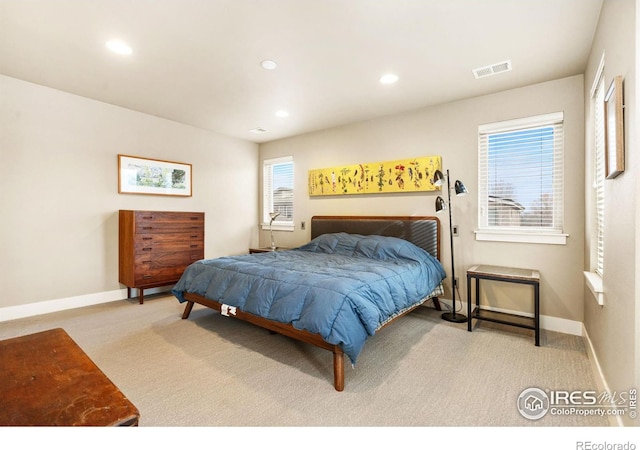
top-left (0, 328), bottom-right (139, 426)
top-left (466, 264), bottom-right (541, 346)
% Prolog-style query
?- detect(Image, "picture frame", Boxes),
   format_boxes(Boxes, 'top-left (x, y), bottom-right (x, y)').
top-left (308, 155), bottom-right (442, 196)
top-left (604, 75), bottom-right (625, 179)
top-left (118, 154), bottom-right (192, 196)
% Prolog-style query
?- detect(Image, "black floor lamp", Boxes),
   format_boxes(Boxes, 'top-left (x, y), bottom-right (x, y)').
top-left (434, 169), bottom-right (468, 323)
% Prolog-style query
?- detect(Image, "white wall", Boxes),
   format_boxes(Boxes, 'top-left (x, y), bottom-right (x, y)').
top-left (583, 0), bottom-right (637, 427)
top-left (260, 75), bottom-right (585, 326)
top-left (0, 75), bottom-right (259, 310)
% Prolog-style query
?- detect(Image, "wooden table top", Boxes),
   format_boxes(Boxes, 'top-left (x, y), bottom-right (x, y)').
top-left (467, 264), bottom-right (540, 282)
top-left (0, 328), bottom-right (139, 426)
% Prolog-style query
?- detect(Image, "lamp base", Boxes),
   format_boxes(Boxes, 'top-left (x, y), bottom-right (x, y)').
top-left (441, 312), bottom-right (467, 323)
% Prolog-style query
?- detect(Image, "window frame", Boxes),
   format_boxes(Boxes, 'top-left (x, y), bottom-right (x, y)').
top-left (583, 54), bottom-right (605, 306)
top-left (262, 156), bottom-right (294, 231)
top-left (592, 68), bottom-right (606, 277)
top-left (475, 112), bottom-right (567, 245)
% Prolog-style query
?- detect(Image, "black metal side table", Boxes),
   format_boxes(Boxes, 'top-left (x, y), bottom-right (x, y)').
top-left (467, 265), bottom-right (540, 346)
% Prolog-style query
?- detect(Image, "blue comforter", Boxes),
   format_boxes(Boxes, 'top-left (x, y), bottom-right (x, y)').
top-left (172, 233), bottom-right (446, 364)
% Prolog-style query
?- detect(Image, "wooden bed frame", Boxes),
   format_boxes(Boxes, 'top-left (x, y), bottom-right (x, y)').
top-left (181, 215), bottom-right (442, 391)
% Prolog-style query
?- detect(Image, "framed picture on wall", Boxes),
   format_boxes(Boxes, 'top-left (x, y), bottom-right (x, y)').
top-left (118, 154), bottom-right (192, 196)
top-left (604, 75), bottom-right (625, 179)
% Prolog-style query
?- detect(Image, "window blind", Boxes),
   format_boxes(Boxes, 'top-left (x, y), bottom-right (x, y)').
top-left (478, 112), bottom-right (564, 234)
top-left (263, 156), bottom-right (294, 225)
top-left (594, 76), bottom-right (605, 276)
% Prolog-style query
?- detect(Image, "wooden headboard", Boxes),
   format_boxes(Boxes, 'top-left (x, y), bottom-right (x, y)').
top-left (310, 216), bottom-right (441, 261)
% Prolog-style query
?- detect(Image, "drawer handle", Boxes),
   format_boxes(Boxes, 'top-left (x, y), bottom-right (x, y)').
top-left (142, 216), bottom-right (153, 219)
top-left (143, 275), bottom-right (153, 279)
top-left (142, 237), bottom-right (152, 240)
top-left (142, 227), bottom-right (153, 230)
top-left (142, 247), bottom-right (153, 251)
top-left (190, 217), bottom-right (199, 220)
top-left (190, 244), bottom-right (198, 248)
top-left (191, 235), bottom-right (198, 238)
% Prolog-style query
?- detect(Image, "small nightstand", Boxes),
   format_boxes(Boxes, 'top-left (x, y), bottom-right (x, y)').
top-left (249, 247), bottom-right (290, 254)
top-left (467, 265), bottom-right (540, 346)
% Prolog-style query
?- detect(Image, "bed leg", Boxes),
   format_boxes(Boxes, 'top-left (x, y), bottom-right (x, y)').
top-left (181, 301), bottom-right (195, 319)
top-left (333, 350), bottom-right (344, 392)
top-left (432, 297), bottom-right (442, 311)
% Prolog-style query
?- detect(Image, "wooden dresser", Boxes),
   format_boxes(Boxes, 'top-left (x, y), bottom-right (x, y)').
top-left (119, 210), bottom-right (204, 304)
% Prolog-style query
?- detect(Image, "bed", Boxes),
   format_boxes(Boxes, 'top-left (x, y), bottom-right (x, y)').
top-left (172, 215), bottom-right (446, 391)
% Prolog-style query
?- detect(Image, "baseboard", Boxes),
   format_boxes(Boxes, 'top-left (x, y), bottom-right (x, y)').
top-left (6, 293), bottom-right (584, 336)
top-left (582, 325), bottom-right (623, 427)
top-left (0, 286), bottom-right (172, 323)
top-left (435, 298), bottom-right (583, 336)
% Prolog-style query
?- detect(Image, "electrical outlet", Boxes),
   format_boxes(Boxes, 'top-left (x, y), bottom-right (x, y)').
top-left (301, 221), bottom-right (306, 230)
top-left (452, 225), bottom-right (459, 236)
top-left (453, 277), bottom-right (459, 288)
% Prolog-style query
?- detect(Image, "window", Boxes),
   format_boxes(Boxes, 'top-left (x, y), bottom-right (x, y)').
top-left (476, 112), bottom-right (566, 244)
top-left (262, 156), bottom-right (294, 230)
top-left (593, 72), bottom-right (606, 276)
top-left (584, 55), bottom-right (605, 306)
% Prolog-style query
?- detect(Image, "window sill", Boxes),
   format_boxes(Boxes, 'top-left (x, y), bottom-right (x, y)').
top-left (474, 230), bottom-right (568, 245)
top-left (261, 223), bottom-right (294, 232)
top-left (583, 271), bottom-right (604, 306)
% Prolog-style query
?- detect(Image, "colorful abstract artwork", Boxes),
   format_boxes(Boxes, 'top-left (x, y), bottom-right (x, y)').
top-left (308, 155), bottom-right (442, 196)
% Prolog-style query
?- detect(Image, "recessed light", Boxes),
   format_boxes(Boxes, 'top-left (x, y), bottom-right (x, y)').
top-left (261, 60), bottom-right (277, 70)
top-left (379, 73), bottom-right (399, 84)
top-left (106, 40), bottom-right (132, 55)
top-left (275, 110), bottom-right (289, 118)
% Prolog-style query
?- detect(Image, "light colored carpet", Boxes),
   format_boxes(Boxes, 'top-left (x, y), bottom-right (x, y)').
top-left (0, 294), bottom-right (609, 427)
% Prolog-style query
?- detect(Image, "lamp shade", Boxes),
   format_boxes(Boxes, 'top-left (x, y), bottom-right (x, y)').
top-left (435, 196), bottom-right (447, 213)
top-left (433, 170), bottom-right (445, 187)
top-left (454, 180), bottom-right (468, 196)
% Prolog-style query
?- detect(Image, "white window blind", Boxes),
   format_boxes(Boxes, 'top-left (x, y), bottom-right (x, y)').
top-left (263, 156), bottom-right (294, 227)
top-left (478, 112), bottom-right (564, 240)
top-left (593, 74), bottom-right (606, 276)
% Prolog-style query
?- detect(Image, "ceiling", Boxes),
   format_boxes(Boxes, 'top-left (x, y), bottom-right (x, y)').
top-left (0, 0), bottom-right (603, 143)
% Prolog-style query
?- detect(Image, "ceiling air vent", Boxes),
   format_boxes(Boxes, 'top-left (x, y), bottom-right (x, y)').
top-left (249, 127), bottom-right (268, 134)
top-left (472, 60), bottom-right (512, 79)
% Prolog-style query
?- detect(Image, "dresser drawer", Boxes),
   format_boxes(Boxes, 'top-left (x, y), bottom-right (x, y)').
top-left (134, 211), bottom-right (203, 234)
top-left (135, 223), bottom-right (203, 234)
top-left (134, 211), bottom-right (204, 223)
top-left (134, 233), bottom-right (204, 252)
top-left (133, 268), bottom-right (183, 286)
top-left (134, 250), bottom-right (202, 268)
